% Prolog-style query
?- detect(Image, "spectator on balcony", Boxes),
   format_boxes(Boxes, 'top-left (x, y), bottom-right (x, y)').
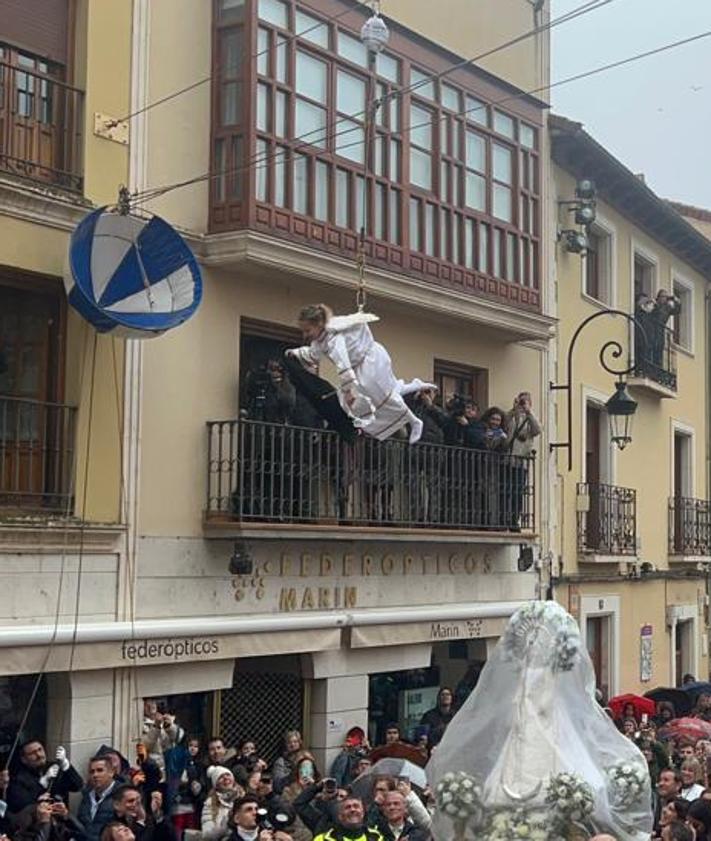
top-left (404, 388), bottom-right (447, 445)
top-left (442, 397), bottom-right (483, 448)
top-left (475, 407), bottom-right (508, 529)
top-left (504, 392), bottom-right (540, 531)
top-left (243, 360), bottom-right (297, 425)
top-left (649, 289), bottom-right (681, 368)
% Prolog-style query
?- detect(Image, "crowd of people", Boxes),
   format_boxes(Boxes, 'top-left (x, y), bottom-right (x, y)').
top-left (604, 675), bottom-right (711, 841)
top-left (7, 681), bottom-right (711, 841)
top-left (0, 693), bottom-right (457, 841)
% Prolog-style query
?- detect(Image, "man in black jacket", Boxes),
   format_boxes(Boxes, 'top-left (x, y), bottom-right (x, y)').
top-left (111, 784), bottom-right (171, 841)
top-left (7, 741), bottom-right (83, 813)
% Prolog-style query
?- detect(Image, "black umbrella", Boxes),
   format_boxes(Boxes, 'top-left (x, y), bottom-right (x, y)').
top-left (283, 354), bottom-right (357, 443)
top-left (681, 681), bottom-right (711, 702)
top-left (644, 687), bottom-right (693, 716)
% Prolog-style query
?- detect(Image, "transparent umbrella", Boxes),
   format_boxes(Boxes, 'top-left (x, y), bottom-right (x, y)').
top-left (351, 758), bottom-right (428, 800)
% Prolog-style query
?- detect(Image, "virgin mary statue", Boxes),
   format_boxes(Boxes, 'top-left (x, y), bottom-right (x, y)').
top-left (427, 602), bottom-right (653, 841)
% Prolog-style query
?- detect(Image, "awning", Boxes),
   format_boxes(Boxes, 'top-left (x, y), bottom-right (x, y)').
top-left (351, 616), bottom-right (509, 648)
top-left (0, 628), bottom-right (342, 676)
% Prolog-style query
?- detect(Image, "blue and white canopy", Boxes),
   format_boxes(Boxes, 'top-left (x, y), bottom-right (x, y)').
top-left (65, 207), bottom-right (202, 338)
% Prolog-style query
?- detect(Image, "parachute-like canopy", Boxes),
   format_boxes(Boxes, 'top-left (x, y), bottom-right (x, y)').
top-left (65, 207), bottom-right (202, 338)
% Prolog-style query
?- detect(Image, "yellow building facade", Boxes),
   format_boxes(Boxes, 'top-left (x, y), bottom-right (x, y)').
top-left (550, 115), bottom-right (711, 698)
top-left (0, 0), bottom-right (132, 762)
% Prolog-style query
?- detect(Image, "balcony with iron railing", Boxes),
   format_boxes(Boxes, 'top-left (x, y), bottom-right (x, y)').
top-left (577, 481), bottom-right (637, 557)
top-left (0, 395), bottom-right (77, 513)
top-left (629, 326), bottom-right (677, 397)
top-left (205, 418), bottom-right (535, 537)
top-left (669, 496), bottom-right (711, 558)
top-left (0, 60), bottom-right (84, 191)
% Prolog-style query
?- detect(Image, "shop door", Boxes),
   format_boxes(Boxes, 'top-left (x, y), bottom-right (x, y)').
top-left (218, 668), bottom-right (304, 764)
top-left (586, 615), bottom-right (610, 702)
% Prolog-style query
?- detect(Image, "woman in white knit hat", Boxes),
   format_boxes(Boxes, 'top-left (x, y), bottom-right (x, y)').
top-left (201, 766), bottom-right (244, 840)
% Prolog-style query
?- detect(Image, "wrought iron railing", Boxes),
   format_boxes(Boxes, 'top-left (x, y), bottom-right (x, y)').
top-left (0, 61), bottom-right (84, 191)
top-left (0, 395), bottom-right (77, 512)
top-left (206, 419), bottom-right (535, 532)
top-left (577, 481), bottom-right (636, 555)
top-left (669, 496), bottom-right (711, 556)
top-left (633, 325), bottom-right (677, 390)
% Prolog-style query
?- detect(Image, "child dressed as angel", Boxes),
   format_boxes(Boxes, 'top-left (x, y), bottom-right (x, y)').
top-left (287, 303), bottom-right (433, 443)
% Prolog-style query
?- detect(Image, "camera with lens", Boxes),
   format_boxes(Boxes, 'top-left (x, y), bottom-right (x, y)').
top-left (256, 803), bottom-right (295, 832)
top-left (447, 393), bottom-right (469, 417)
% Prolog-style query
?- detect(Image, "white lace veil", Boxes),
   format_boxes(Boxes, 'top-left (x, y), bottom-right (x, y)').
top-left (426, 601), bottom-right (653, 841)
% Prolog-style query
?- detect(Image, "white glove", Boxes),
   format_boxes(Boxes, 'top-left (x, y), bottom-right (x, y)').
top-left (55, 746), bottom-right (70, 772)
top-left (190, 780), bottom-right (202, 796)
top-left (39, 764), bottom-right (60, 788)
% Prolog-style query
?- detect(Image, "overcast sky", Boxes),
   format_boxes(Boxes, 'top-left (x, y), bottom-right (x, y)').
top-left (551, 0), bottom-right (711, 208)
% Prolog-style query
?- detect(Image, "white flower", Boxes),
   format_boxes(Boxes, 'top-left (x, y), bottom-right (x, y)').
top-left (441, 792), bottom-right (452, 804)
top-left (461, 779), bottom-right (474, 789)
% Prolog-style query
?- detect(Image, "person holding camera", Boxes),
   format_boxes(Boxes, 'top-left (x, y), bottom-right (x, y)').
top-left (141, 702), bottom-right (184, 778)
top-left (226, 795), bottom-right (293, 841)
top-left (504, 392), bottom-right (540, 530)
top-left (443, 397), bottom-right (483, 448)
top-left (14, 792), bottom-right (84, 841)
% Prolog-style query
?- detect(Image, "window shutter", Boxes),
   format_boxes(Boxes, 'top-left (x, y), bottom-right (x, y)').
top-left (0, 0), bottom-right (69, 64)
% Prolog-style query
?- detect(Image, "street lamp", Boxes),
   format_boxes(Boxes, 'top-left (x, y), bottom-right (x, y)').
top-left (605, 379), bottom-right (638, 451)
top-left (550, 309), bottom-right (646, 471)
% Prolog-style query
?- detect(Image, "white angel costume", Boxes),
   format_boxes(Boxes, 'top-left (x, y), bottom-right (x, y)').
top-left (290, 312), bottom-right (432, 443)
top-left (427, 601), bottom-right (653, 841)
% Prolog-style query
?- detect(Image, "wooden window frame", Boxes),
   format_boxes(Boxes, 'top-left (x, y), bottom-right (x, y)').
top-left (433, 358), bottom-right (488, 410)
top-left (210, 0), bottom-right (543, 311)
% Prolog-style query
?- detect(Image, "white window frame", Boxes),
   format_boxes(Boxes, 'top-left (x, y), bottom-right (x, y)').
top-left (582, 213), bottom-right (616, 308)
top-left (580, 594), bottom-right (620, 698)
top-left (670, 271), bottom-right (695, 355)
top-left (630, 239), bottom-right (660, 302)
top-left (670, 419), bottom-right (696, 498)
top-left (581, 386), bottom-right (616, 485)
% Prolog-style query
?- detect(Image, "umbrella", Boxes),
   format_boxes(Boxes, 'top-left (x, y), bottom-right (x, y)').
top-left (681, 682), bottom-right (711, 702)
top-left (608, 693), bottom-right (656, 720)
top-left (659, 717), bottom-right (711, 743)
top-left (644, 687), bottom-right (693, 717)
top-left (351, 758), bottom-right (428, 800)
top-left (368, 742), bottom-right (428, 767)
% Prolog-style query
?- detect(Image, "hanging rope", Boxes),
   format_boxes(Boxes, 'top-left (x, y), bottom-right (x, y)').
top-left (356, 37), bottom-right (381, 313)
